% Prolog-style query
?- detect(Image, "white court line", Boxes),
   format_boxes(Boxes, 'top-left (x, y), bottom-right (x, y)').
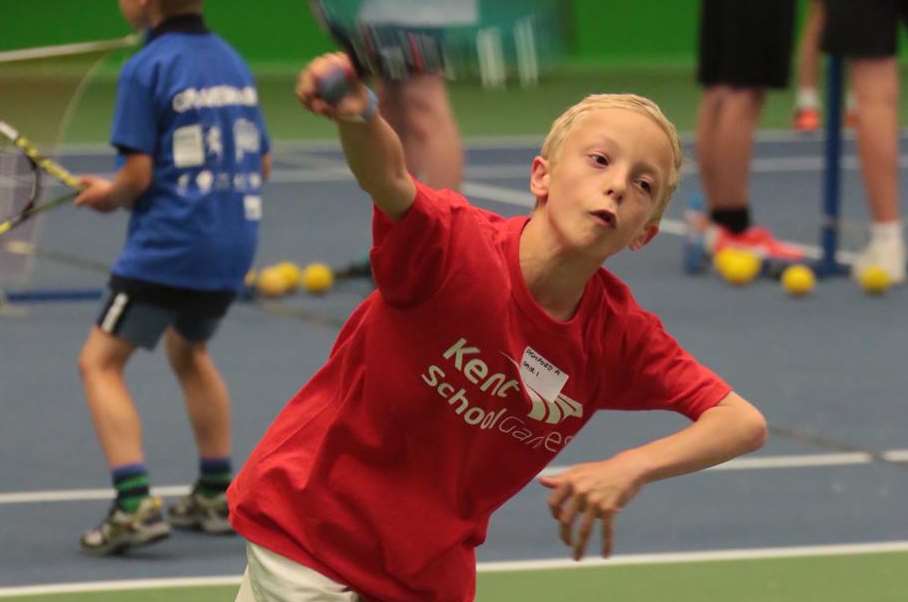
top-left (2, 540), bottom-right (908, 598)
top-left (54, 152), bottom-right (908, 187)
top-left (461, 181), bottom-right (859, 265)
top-left (256, 152), bottom-right (908, 183)
top-left (3, 450), bottom-right (906, 506)
top-left (538, 449), bottom-right (906, 479)
top-left (0, 485), bottom-right (189, 505)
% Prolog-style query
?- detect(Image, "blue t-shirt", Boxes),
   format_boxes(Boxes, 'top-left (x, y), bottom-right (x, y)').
top-left (110, 17), bottom-right (270, 291)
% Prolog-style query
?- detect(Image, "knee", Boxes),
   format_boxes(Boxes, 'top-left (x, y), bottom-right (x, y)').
top-left (400, 79), bottom-right (453, 139)
top-left (77, 341), bottom-right (123, 382)
top-left (166, 335), bottom-right (208, 377)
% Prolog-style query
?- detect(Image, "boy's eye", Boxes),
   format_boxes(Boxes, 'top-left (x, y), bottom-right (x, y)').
top-left (638, 180), bottom-right (653, 194)
top-left (590, 154), bottom-right (609, 166)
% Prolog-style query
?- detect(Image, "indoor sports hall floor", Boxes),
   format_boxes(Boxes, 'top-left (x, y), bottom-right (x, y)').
top-left (2, 132), bottom-right (907, 601)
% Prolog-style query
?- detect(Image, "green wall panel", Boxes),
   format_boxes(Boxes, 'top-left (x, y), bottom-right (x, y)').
top-left (1, 0), bottom-right (334, 66)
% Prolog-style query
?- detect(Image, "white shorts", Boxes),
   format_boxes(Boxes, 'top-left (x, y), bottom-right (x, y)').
top-left (235, 542), bottom-right (361, 602)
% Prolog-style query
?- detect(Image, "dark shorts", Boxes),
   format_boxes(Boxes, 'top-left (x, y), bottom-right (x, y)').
top-left (95, 276), bottom-right (235, 350)
top-left (821, 0), bottom-right (908, 58)
top-left (697, 0), bottom-right (796, 89)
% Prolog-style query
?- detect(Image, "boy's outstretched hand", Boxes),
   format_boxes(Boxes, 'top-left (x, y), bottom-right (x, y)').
top-left (538, 457), bottom-right (647, 561)
top-left (296, 52), bottom-right (371, 122)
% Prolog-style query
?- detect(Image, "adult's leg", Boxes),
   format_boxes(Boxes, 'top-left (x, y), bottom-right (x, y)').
top-left (697, 86), bottom-right (765, 212)
top-left (849, 57), bottom-right (900, 224)
top-left (380, 74), bottom-right (463, 190)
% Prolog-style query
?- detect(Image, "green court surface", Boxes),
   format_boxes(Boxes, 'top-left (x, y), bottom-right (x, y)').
top-left (3, 552), bottom-right (907, 601)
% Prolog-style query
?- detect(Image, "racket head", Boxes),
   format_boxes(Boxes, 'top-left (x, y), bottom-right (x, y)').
top-left (309, 0), bottom-right (448, 103)
top-left (0, 124), bottom-right (42, 220)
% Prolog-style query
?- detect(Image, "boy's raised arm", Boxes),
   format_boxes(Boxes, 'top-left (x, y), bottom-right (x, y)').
top-left (296, 53), bottom-right (416, 220)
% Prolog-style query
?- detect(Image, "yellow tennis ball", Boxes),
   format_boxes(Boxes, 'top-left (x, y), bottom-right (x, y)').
top-left (301, 262), bottom-right (334, 294)
top-left (716, 249), bottom-right (762, 285)
top-left (781, 264), bottom-right (815, 297)
top-left (712, 248), bottom-right (737, 274)
top-left (256, 266), bottom-right (291, 298)
top-left (274, 261), bottom-right (303, 291)
top-left (858, 265), bottom-right (891, 295)
top-left (244, 268), bottom-right (257, 288)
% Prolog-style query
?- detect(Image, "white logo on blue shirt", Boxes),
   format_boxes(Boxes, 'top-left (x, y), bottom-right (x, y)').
top-left (234, 119), bottom-right (260, 161)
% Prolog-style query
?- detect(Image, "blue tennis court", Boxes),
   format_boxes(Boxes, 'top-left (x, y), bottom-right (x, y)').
top-left (2, 132), bottom-right (907, 598)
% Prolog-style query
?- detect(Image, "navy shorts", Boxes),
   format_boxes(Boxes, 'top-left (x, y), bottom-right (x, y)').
top-left (697, 0), bottom-right (796, 89)
top-left (822, 0), bottom-right (908, 58)
top-left (95, 277), bottom-right (235, 350)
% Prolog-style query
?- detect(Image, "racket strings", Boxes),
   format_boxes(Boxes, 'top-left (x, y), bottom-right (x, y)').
top-left (0, 145), bottom-right (41, 217)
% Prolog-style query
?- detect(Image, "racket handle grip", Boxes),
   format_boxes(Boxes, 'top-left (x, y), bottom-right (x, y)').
top-left (318, 67), bottom-right (351, 105)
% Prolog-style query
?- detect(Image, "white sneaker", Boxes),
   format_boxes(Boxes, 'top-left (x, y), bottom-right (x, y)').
top-left (851, 237), bottom-right (906, 285)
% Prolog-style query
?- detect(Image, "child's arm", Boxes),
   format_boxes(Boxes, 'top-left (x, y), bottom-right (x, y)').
top-left (539, 392), bottom-right (766, 560)
top-left (74, 153), bottom-right (152, 212)
top-left (295, 53), bottom-right (416, 220)
top-left (261, 153), bottom-right (273, 181)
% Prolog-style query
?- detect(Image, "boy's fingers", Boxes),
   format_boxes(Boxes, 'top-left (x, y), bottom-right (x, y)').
top-left (296, 70), bottom-right (315, 99)
top-left (538, 474), bottom-right (564, 489)
top-left (545, 481), bottom-right (572, 518)
top-left (601, 513), bottom-right (615, 558)
top-left (558, 495), bottom-right (584, 547)
top-left (572, 507), bottom-right (598, 561)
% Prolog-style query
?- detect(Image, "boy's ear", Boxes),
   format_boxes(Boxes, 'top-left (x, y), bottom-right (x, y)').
top-left (529, 156), bottom-right (550, 203)
top-left (628, 223), bottom-right (659, 251)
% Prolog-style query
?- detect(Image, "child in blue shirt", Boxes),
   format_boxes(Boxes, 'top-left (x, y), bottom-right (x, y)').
top-left (74, 0), bottom-right (271, 555)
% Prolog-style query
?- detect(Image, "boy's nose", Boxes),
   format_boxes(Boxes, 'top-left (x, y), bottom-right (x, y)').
top-left (604, 180), bottom-right (625, 203)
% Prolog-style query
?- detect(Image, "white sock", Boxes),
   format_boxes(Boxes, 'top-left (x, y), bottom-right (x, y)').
top-left (846, 91), bottom-right (857, 110)
top-left (796, 88), bottom-right (820, 109)
top-left (870, 220), bottom-right (904, 246)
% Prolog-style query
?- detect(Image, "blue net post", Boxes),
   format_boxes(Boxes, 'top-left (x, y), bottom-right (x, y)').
top-left (815, 55), bottom-right (849, 277)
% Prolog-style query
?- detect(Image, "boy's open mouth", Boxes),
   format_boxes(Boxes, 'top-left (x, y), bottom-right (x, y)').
top-left (590, 209), bottom-right (616, 228)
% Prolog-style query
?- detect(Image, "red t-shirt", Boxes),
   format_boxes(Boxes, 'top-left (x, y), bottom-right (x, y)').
top-left (228, 181), bottom-right (730, 601)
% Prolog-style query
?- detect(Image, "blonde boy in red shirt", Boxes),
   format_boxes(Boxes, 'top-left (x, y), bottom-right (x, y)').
top-left (228, 52), bottom-right (768, 601)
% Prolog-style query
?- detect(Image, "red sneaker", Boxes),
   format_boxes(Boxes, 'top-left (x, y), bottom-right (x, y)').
top-left (793, 107), bottom-right (821, 132)
top-left (845, 108), bottom-right (859, 129)
top-left (709, 225), bottom-right (805, 262)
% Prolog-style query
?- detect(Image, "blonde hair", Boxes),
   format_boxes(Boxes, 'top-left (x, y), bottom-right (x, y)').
top-left (540, 93), bottom-right (683, 221)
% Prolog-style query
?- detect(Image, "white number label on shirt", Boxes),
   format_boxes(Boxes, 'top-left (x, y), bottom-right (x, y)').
top-left (520, 346), bottom-right (568, 403)
top-left (173, 124), bottom-right (205, 167)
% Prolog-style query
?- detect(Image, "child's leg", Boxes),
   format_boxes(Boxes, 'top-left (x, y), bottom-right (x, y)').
top-left (381, 74), bottom-right (463, 190)
top-left (77, 326), bottom-right (142, 466)
top-left (164, 322), bottom-right (235, 533)
top-left (79, 313), bottom-right (171, 555)
top-left (164, 327), bottom-right (231, 459)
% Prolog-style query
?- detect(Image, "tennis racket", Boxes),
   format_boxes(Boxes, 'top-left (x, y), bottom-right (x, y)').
top-left (308, 0), bottom-right (447, 103)
top-left (0, 120), bottom-right (82, 237)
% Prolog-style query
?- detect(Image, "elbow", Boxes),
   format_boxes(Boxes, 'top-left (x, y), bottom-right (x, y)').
top-left (741, 406), bottom-right (768, 453)
top-left (122, 176), bottom-right (151, 208)
top-left (134, 172), bottom-right (152, 196)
